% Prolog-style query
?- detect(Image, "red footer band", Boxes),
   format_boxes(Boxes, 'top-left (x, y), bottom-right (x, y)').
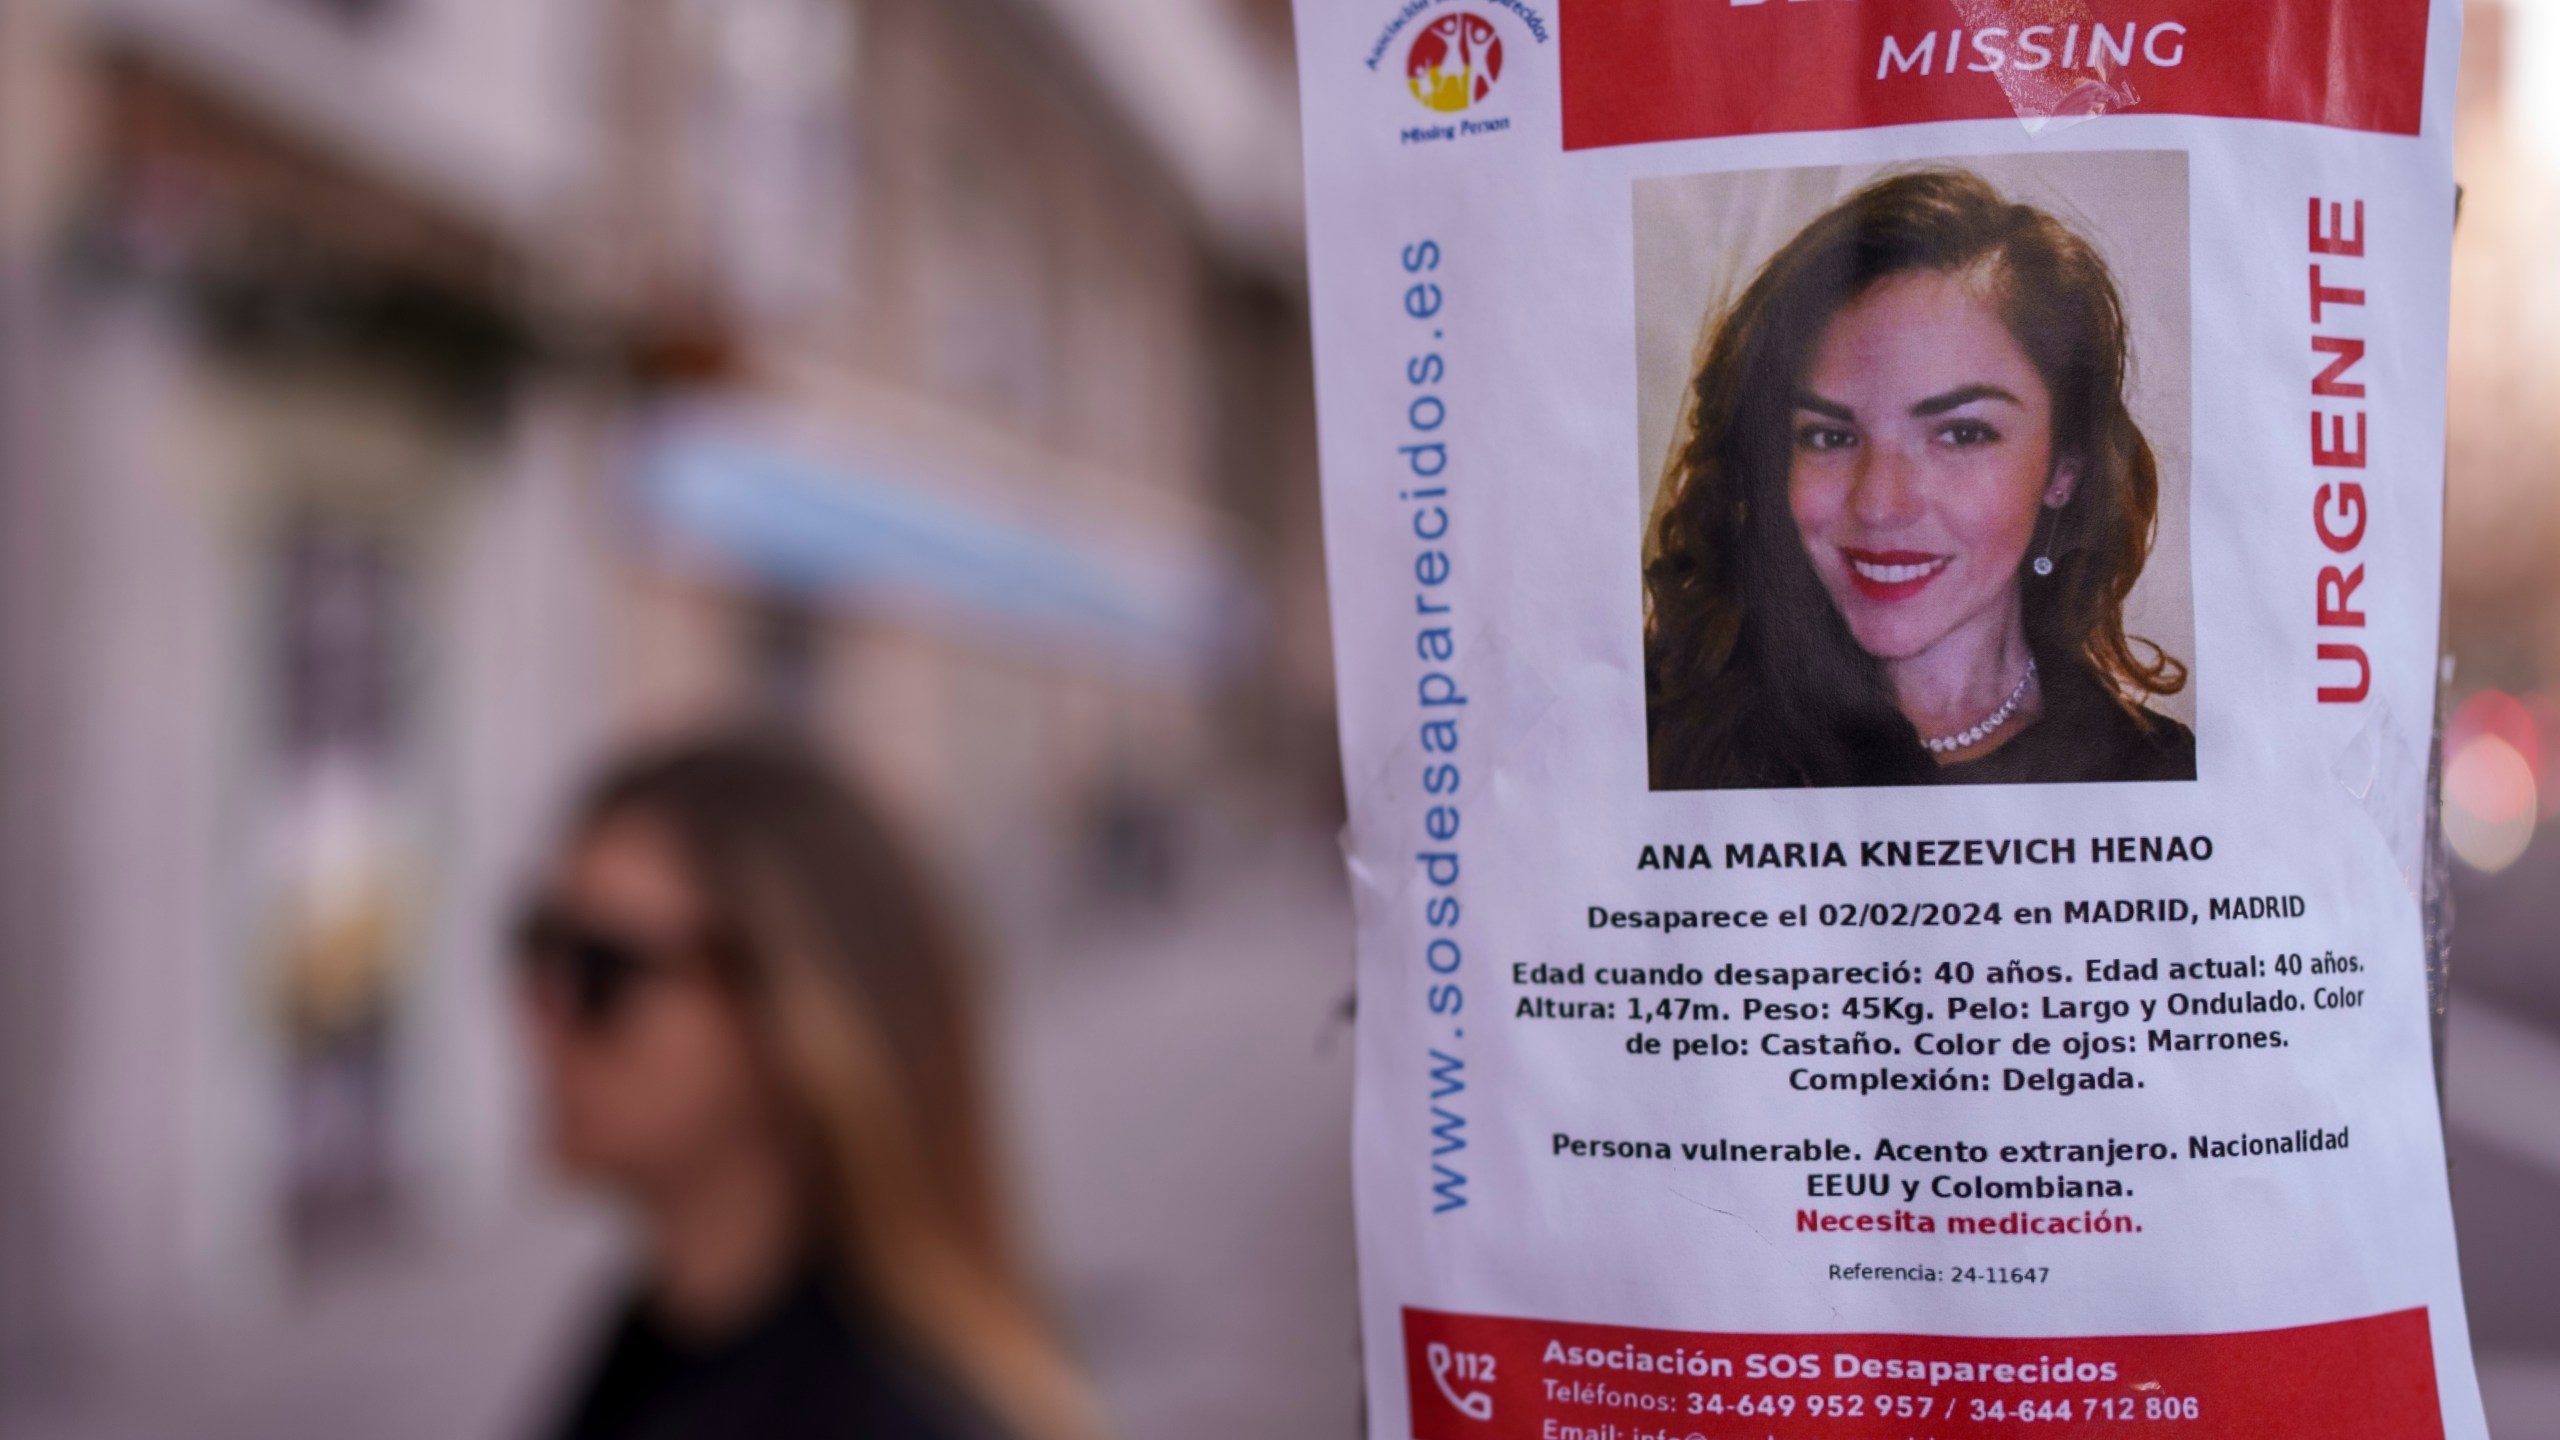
top-left (1402, 1306), bottom-right (2441, 1439)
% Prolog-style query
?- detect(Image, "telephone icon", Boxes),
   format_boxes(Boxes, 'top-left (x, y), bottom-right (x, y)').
top-left (1426, 1341), bottom-right (1495, 1421)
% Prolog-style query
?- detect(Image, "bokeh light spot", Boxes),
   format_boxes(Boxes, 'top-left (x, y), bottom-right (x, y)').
top-left (2445, 732), bottom-right (2539, 873)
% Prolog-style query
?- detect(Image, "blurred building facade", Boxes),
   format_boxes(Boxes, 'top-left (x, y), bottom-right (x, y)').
top-left (0, 0), bottom-right (1323, 1401)
top-left (2448, 0), bottom-right (2560, 694)
top-left (2440, 8), bottom-right (2560, 1432)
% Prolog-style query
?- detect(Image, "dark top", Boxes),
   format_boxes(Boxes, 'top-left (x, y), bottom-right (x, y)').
top-left (541, 1270), bottom-right (1004, 1440)
top-left (1933, 652), bottom-right (2195, 786)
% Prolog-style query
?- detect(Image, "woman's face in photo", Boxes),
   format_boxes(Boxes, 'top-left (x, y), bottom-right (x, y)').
top-left (1786, 269), bottom-right (2071, 663)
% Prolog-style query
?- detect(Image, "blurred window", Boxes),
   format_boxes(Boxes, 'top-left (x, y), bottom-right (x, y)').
top-left (747, 592), bottom-right (828, 723)
top-left (279, 513), bottom-right (405, 765)
top-left (272, 0), bottom-right (401, 26)
top-left (268, 507), bottom-right (417, 1249)
top-left (921, 133), bottom-right (1056, 429)
top-left (673, 0), bottom-right (862, 328)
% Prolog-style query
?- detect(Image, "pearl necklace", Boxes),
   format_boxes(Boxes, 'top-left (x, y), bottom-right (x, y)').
top-left (1922, 656), bottom-right (2037, 755)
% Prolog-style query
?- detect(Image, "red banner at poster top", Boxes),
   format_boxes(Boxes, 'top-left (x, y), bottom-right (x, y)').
top-left (1403, 1306), bottom-right (2443, 1439)
top-left (1558, 0), bottom-right (2433, 151)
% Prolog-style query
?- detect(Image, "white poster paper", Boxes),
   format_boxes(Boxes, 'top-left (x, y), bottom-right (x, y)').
top-left (1292, 2), bottom-right (2486, 1435)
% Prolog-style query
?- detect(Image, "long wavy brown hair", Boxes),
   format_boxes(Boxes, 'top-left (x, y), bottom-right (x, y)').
top-left (573, 737), bottom-right (1100, 1440)
top-left (1645, 169), bottom-right (2186, 789)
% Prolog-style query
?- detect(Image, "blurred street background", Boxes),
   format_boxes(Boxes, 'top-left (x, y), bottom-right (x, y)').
top-left (0, 0), bottom-right (2553, 1436)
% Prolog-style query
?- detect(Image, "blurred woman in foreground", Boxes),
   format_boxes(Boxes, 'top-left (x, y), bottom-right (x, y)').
top-left (514, 736), bottom-right (1095, 1440)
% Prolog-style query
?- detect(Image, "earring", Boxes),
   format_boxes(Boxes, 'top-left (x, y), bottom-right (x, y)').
top-left (2031, 506), bottom-right (2059, 577)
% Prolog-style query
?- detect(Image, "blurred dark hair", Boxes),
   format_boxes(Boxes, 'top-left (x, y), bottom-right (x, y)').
top-left (1645, 169), bottom-right (2186, 789)
top-left (573, 735), bottom-right (1096, 1440)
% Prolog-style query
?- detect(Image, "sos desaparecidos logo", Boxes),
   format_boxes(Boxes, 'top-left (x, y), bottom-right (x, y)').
top-left (1406, 12), bottom-right (1504, 112)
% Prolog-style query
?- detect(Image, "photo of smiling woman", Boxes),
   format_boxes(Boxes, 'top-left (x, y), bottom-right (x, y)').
top-left (1645, 167), bottom-right (2194, 790)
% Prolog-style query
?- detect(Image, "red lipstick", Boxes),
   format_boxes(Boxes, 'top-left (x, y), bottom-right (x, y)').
top-left (1841, 548), bottom-right (1949, 603)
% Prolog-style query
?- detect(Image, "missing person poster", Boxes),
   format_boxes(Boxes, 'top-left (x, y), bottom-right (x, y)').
top-left (1291, 2), bottom-right (2486, 1436)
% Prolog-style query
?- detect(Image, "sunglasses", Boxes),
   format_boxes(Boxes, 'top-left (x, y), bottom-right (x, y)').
top-left (512, 905), bottom-right (703, 1028)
